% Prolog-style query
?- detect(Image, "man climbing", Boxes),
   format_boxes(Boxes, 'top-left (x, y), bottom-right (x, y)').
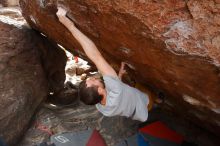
top-left (56, 7), bottom-right (150, 122)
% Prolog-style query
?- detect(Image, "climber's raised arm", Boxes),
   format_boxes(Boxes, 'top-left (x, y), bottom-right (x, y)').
top-left (56, 7), bottom-right (117, 77)
top-left (118, 62), bottom-right (127, 80)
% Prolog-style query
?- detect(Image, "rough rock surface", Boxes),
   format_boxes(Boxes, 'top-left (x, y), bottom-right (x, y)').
top-left (0, 0), bottom-right (19, 7)
top-left (0, 7), bottom-right (66, 145)
top-left (19, 0), bottom-right (220, 136)
top-left (19, 103), bottom-right (138, 146)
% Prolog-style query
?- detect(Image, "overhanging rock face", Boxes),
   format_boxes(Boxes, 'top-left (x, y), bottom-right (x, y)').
top-left (19, 0), bottom-right (220, 136)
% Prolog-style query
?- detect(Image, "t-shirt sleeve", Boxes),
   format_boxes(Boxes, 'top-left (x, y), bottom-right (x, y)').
top-left (103, 75), bottom-right (121, 94)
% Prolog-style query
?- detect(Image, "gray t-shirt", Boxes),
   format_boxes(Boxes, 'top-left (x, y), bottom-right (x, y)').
top-left (96, 75), bottom-right (149, 122)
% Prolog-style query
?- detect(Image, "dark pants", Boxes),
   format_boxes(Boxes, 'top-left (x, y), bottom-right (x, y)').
top-left (0, 137), bottom-right (7, 146)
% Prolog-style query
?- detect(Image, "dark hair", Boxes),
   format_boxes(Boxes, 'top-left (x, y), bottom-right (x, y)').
top-left (78, 80), bottom-right (103, 105)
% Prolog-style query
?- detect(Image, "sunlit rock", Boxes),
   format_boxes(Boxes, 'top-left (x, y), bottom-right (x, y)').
top-left (0, 0), bottom-right (19, 7)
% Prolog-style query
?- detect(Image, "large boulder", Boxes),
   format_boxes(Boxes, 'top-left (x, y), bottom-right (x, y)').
top-left (0, 7), bottom-right (66, 145)
top-left (19, 0), bottom-right (220, 136)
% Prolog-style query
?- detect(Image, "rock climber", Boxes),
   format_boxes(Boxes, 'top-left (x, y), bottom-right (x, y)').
top-left (56, 7), bottom-right (154, 122)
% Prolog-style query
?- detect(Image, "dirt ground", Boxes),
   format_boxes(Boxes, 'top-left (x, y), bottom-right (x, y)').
top-left (18, 102), bottom-right (220, 146)
top-left (18, 101), bottom-right (139, 146)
